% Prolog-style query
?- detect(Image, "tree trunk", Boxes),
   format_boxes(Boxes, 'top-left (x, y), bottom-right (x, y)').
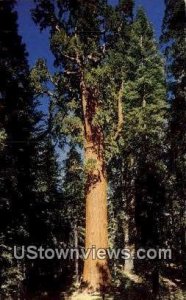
top-left (124, 157), bottom-right (136, 274)
top-left (124, 215), bottom-right (134, 273)
top-left (74, 222), bottom-right (79, 282)
top-left (81, 78), bottom-right (111, 291)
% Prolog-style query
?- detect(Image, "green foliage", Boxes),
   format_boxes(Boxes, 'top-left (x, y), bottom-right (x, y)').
top-left (31, 0), bottom-right (136, 155)
top-left (84, 158), bottom-right (97, 174)
top-left (61, 115), bottom-right (83, 144)
top-left (121, 8), bottom-right (167, 153)
top-left (0, 129), bottom-right (6, 150)
top-left (0, 246), bottom-right (25, 297)
top-left (62, 146), bottom-right (85, 278)
top-left (30, 59), bottom-right (50, 95)
top-left (161, 0), bottom-right (186, 267)
top-left (0, 0), bottom-right (184, 297)
top-left (108, 8), bottom-right (168, 279)
top-left (0, 0), bottom-right (40, 295)
top-left (63, 146), bottom-right (84, 224)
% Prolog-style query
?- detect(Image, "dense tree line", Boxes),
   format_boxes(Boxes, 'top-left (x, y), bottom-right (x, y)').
top-left (0, 0), bottom-right (185, 299)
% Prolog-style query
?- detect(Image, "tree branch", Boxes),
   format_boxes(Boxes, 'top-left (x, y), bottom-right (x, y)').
top-left (64, 70), bottom-right (80, 76)
top-left (61, 53), bottom-right (79, 63)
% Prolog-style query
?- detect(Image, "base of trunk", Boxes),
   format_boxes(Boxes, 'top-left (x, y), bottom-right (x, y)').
top-left (83, 259), bottom-right (111, 293)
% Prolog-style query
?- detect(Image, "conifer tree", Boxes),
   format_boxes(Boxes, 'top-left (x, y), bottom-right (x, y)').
top-left (124, 9), bottom-right (167, 293)
top-left (0, 0), bottom-right (39, 295)
top-left (109, 8), bottom-right (167, 283)
top-left (25, 115), bottom-right (63, 295)
top-left (63, 146), bottom-right (84, 281)
top-left (31, 0), bottom-right (135, 291)
top-left (161, 0), bottom-right (186, 272)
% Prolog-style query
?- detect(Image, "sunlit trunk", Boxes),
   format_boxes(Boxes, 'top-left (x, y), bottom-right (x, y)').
top-left (81, 78), bottom-right (111, 291)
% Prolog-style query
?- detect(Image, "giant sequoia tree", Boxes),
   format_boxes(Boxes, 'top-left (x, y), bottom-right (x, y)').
top-left (32, 0), bottom-right (110, 291)
top-left (0, 0), bottom-right (185, 298)
top-left (31, 0), bottom-right (136, 291)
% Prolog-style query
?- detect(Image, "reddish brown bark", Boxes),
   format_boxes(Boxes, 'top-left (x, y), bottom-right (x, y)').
top-left (80, 77), bottom-right (111, 291)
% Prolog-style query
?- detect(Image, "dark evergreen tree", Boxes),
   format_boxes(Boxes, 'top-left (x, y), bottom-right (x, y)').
top-left (109, 9), bottom-right (168, 297)
top-left (161, 0), bottom-right (186, 276)
top-left (62, 146), bottom-right (84, 282)
top-left (124, 6), bottom-right (167, 246)
top-left (25, 114), bottom-right (65, 297)
top-left (0, 0), bottom-right (39, 296)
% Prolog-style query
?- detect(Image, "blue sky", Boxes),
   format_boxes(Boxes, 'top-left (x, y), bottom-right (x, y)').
top-left (16, 0), bottom-right (165, 68)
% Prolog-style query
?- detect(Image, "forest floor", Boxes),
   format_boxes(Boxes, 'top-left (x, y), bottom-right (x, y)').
top-left (31, 265), bottom-right (185, 299)
top-left (60, 268), bottom-right (185, 300)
